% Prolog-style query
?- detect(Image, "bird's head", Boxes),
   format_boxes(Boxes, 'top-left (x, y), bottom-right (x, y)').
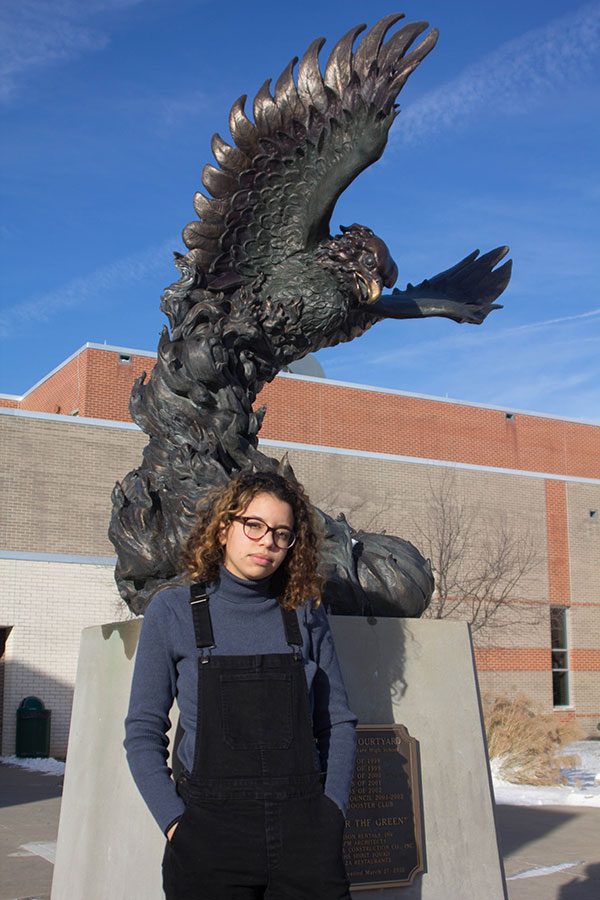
top-left (318, 224), bottom-right (398, 305)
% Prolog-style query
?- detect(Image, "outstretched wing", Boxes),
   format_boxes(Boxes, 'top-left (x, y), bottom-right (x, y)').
top-left (183, 14), bottom-right (438, 282)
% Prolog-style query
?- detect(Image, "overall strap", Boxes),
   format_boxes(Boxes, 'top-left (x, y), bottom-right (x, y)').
top-left (189, 583), bottom-right (215, 649)
top-left (280, 605), bottom-right (302, 648)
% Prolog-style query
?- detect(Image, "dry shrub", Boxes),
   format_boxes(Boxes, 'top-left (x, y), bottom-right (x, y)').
top-left (483, 694), bottom-right (584, 785)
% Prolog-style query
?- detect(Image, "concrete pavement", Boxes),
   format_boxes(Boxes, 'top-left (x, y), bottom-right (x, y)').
top-left (1, 763), bottom-right (599, 899)
top-left (0, 763), bottom-right (62, 900)
top-left (496, 803), bottom-right (600, 899)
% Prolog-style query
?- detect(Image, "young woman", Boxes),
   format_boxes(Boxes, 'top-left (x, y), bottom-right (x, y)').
top-left (124, 471), bottom-right (357, 899)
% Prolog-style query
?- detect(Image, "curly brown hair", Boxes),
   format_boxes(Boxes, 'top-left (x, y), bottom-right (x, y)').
top-left (180, 472), bottom-right (322, 609)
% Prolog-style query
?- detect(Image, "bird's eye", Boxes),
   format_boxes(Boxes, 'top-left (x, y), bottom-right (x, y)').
top-left (364, 254), bottom-right (376, 269)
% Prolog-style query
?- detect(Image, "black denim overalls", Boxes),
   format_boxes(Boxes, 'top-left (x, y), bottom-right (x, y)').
top-left (162, 583), bottom-right (351, 899)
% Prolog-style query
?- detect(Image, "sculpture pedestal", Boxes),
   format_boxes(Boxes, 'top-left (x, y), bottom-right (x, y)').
top-left (333, 617), bottom-right (507, 899)
top-left (52, 617), bottom-right (506, 900)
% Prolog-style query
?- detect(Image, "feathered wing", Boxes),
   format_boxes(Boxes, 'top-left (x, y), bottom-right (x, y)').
top-left (109, 14), bottom-right (443, 616)
top-left (183, 14), bottom-right (438, 280)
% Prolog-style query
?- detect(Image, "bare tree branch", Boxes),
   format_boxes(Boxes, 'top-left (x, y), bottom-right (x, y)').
top-left (314, 469), bottom-right (544, 637)
top-left (415, 470), bottom-right (544, 635)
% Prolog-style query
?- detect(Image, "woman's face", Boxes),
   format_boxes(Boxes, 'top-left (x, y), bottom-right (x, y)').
top-left (220, 492), bottom-right (295, 582)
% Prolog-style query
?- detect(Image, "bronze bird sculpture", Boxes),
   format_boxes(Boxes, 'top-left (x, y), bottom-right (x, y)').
top-left (110, 13), bottom-right (511, 615)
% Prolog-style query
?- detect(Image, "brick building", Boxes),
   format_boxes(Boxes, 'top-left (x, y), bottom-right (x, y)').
top-left (1, 342), bottom-right (599, 755)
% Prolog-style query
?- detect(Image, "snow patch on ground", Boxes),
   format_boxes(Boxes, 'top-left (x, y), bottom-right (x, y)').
top-left (0, 755), bottom-right (65, 776)
top-left (20, 841), bottom-right (57, 864)
top-left (492, 740), bottom-right (600, 808)
top-left (507, 861), bottom-right (582, 880)
top-left (2, 744), bottom-right (600, 810)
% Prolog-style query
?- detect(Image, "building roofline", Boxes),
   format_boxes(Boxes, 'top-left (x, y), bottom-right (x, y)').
top-left (262, 438), bottom-right (600, 486)
top-left (15, 343), bottom-right (89, 401)
top-left (9, 342), bottom-right (158, 401)
top-left (0, 550), bottom-right (117, 566)
top-left (2, 406), bottom-right (599, 485)
top-left (275, 371), bottom-right (600, 428)
top-left (0, 406), bottom-right (140, 430)
top-left (3, 342), bottom-right (599, 427)
top-left (84, 341), bottom-right (157, 359)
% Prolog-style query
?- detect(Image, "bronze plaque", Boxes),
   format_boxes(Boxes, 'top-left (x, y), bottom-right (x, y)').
top-left (343, 724), bottom-right (424, 890)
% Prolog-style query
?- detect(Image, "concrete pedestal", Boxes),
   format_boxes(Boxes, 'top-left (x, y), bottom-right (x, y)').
top-left (52, 616), bottom-right (506, 899)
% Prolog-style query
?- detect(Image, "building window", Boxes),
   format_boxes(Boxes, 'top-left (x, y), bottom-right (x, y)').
top-left (590, 509), bottom-right (598, 521)
top-left (550, 607), bottom-right (570, 707)
top-left (119, 354), bottom-right (132, 364)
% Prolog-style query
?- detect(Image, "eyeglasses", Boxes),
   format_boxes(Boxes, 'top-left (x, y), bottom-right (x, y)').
top-left (232, 516), bottom-right (296, 550)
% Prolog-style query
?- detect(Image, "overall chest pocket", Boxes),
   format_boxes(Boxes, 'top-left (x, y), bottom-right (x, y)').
top-left (220, 672), bottom-right (294, 750)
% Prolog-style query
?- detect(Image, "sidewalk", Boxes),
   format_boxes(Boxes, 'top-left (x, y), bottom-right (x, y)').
top-left (0, 764), bottom-right (62, 900)
top-left (496, 803), bottom-right (600, 899)
top-left (1, 762), bottom-right (599, 899)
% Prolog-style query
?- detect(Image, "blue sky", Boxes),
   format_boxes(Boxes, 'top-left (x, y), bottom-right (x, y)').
top-left (1, 0), bottom-right (599, 421)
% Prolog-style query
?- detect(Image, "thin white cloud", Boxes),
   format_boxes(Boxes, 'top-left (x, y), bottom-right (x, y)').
top-left (157, 91), bottom-right (213, 127)
top-left (512, 308), bottom-right (600, 331)
top-left (398, 1), bottom-right (600, 143)
top-left (319, 299), bottom-right (600, 401)
top-left (0, 237), bottom-right (179, 339)
top-left (461, 334), bottom-right (600, 419)
top-left (364, 304), bottom-right (600, 368)
top-left (360, 322), bottom-right (600, 420)
top-left (112, 88), bottom-right (214, 132)
top-left (412, 321), bottom-right (599, 418)
top-left (0, 0), bottom-right (148, 105)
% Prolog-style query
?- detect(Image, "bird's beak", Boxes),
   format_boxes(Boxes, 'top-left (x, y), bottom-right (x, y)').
top-left (355, 272), bottom-right (382, 304)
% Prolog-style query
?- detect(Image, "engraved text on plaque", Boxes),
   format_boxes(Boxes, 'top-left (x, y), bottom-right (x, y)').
top-left (343, 724), bottom-right (424, 890)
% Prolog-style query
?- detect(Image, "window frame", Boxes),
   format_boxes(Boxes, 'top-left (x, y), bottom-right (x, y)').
top-left (550, 606), bottom-right (571, 709)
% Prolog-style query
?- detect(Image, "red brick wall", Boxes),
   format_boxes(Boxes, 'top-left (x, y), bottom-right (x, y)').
top-left (0, 397), bottom-right (19, 409)
top-left (21, 353), bottom-right (89, 415)
top-left (257, 378), bottom-right (600, 480)
top-left (0, 348), bottom-right (156, 420)
top-left (475, 647), bottom-right (600, 672)
top-left (571, 649), bottom-right (600, 670)
top-left (545, 481), bottom-right (571, 605)
top-left (4, 350), bottom-right (600, 483)
top-left (475, 648), bottom-right (550, 671)
top-left (83, 350), bottom-right (154, 421)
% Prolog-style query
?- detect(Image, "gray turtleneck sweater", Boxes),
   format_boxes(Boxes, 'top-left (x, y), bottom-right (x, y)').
top-left (124, 566), bottom-right (357, 833)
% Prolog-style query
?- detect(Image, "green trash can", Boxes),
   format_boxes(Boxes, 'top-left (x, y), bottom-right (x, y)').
top-left (16, 696), bottom-right (51, 758)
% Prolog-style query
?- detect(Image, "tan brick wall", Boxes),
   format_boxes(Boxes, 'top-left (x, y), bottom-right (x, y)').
top-left (568, 672), bottom-right (600, 721)
top-left (477, 668), bottom-right (600, 736)
top-left (545, 481), bottom-right (571, 605)
top-left (1, 414), bottom-right (147, 556)
top-left (469, 604), bottom-right (550, 648)
top-left (2, 410), bottom-right (600, 738)
top-left (566, 482), bottom-right (600, 604)
top-left (567, 606), bottom-right (600, 732)
top-left (0, 559), bottom-right (131, 757)
top-left (2, 411), bottom-right (551, 592)
top-left (265, 446), bottom-right (549, 605)
top-left (570, 605), bottom-right (600, 648)
top-left (477, 671), bottom-right (552, 711)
